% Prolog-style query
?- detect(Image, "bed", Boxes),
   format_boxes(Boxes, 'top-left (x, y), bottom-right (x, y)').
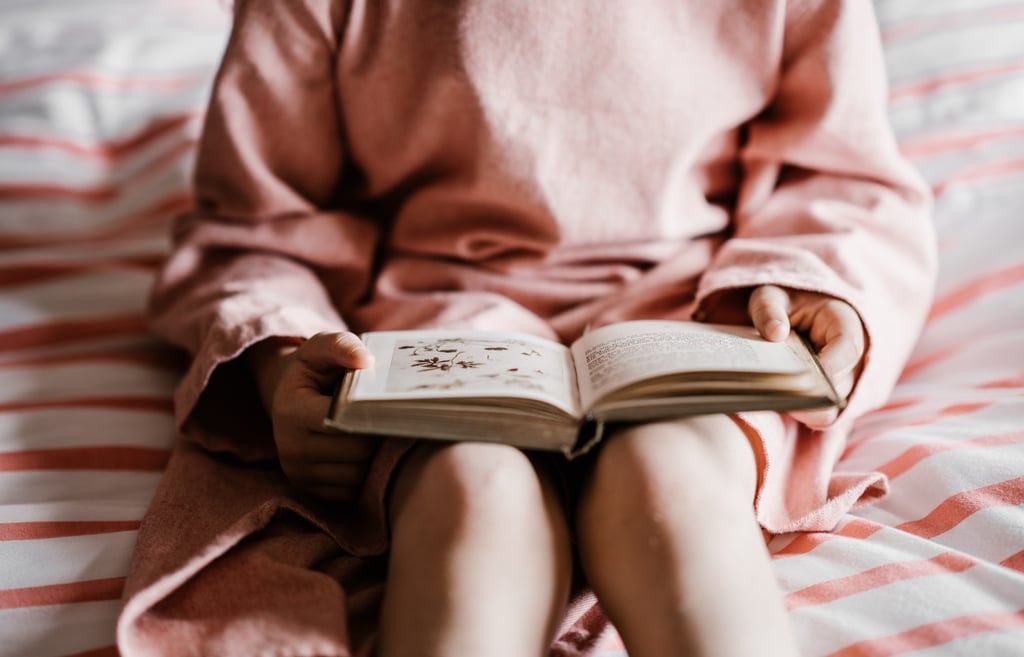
top-left (1, 1), bottom-right (1022, 656)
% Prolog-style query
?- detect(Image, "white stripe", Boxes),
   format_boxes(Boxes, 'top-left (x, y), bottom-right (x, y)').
top-left (0, 531), bottom-right (137, 589)
top-left (927, 504), bottom-right (1024, 564)
top-left (853, 461), bottom-right (1023, 528)
top-left (0, 167), bottom-right (190, 237)
top-left (911, 138), bottom-right (1024, 188)
top-left (899, 331), bottom-right (1024, 385)
top-left (0, 500), bottom-right (155, 524)
top-left (883, 22), bottom-right (1024, 84)
top-left (876, 0), bottom-right (1023, 25)
top-left (929, 181), bottom-right (1024, 273)
top-left (791, 567), bottom-right (1024, 657)
top-left (0, 271), bottom-right (152, 327)
top-left (0, 600), bottom-right (121, 657)
top-left (0, 334), bottom-right (173, 366)
top-left (0, 7), bottom-right (228, 81)
top-left (0, 408), bottom-right (175, 453)
top-left (0, 122), bottom-right (202, 188)
top-left (848, 403), bottom-right (1024, 462)
top-left (0, 361), bottom-right (178, 404)
top-left (0, 235), bottom-right (168, 264)
top-left (888, 76), bottom-right (1024, 140)
top-left (0, 470), bottom-right (163, 508)
top-left (0, 85), bottom-right (211, 143)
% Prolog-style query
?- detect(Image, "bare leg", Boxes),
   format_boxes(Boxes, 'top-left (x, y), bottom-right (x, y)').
top-left (575, 415), bottom-right (798, 657)
top-left (378, 442), bottom-right (573, 657)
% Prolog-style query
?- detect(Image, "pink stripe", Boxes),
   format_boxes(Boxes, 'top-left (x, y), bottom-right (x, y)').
top-left (0, 183), bottom-right (117, 202)
top-left (0, 446), bottom-right (170, 472)
top-left (900, 343), bottom-right (965, 380)
top-left (899, 127), bottom-right (1024, 160)
top-left (845, 401), bottom-right (997, 453)
top-left (895, 478), bottom-right (1024, 540)
top-left (870, 397), bottom-right (921, 414)
top-left (881, 6), bottom-right (1024, 43)
top-left (903, 359), bottom-right (1024, 388)
top-left (822, 609), bottom-right (1024, 657)
top-left (0, 345), bottom-right (184, 370)
top-left (0, 315), bottom-right (148, 352)
top-left (1000, 550), bottom-right (1024, 573)
top-left (0, 139), bottom-right (193, 203)
top-left (0, 112), bottom-right (200, 162)
top-left (0, 397), bottom-right (173, 414)
top-left (890, 62), bottom-right (1024, 101)
top-left (846, 431), bottom-right (1024, 473)
top-left (773, 518), bottom-right (883, 559)
top-left (63, 647), bottom-right (120, 657)
top-left (0, 70), bottom-right (199, 98)
top-left (0, 256), bottom-right (162, 287)
top-left (0, 194), bottom-right (190, 248)
top-left (0, 577), bottom-right (125, 610)
top-left (785, 551), bottom-right (977, 611)
top-left (928, 262), bottom-right (1024, 321)
top-left (981, 375), bottom-right (1024, 389)
top-left (876, 432), bottom-right (1024, 479)
top-left (776, 477), bottom-right (1024, 559)
top-left (0, 520), bottom-right (141, 540)
top-left (0, 121), bottom-right (198, 164)
top-left (933, 158), bottom-right (1024, 198)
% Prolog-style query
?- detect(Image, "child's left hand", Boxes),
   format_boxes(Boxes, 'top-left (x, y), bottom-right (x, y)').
top-left (747, 285), bottom-right (867, 429)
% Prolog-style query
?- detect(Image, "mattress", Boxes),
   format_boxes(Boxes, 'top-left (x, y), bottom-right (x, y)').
top-left (1, 1), bottom-right (1022, 655)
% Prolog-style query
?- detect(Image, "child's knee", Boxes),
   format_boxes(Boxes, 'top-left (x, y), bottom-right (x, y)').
top-left (583, 415), bottom-right (758, 517)
top-left (391, 441), bottom-right (545, 533)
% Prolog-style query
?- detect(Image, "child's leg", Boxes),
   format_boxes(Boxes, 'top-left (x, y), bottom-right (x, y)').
top-left (575, 415), bottom-right (798, 657)
top-left (378, 441), bottom-right (573, 657)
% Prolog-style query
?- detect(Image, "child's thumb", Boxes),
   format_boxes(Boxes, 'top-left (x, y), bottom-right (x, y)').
top-left (296, 332), bottom-right (374, 376)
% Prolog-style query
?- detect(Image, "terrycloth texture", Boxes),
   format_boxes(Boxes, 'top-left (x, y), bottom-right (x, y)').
top-left (119, 1), bottom-right (936, 655)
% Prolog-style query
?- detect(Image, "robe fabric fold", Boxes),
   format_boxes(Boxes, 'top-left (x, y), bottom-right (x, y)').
top-left (119, 1), bottom-right (937, 655)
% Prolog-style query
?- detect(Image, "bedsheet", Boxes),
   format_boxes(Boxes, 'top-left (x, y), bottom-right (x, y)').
top-left (1, 1), bottom-right (1022, 656)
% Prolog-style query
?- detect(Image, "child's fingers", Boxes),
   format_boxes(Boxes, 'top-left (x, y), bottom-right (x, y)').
top-left (789, 363), bottom-right (857, 429)
top-left (815, 332), bottom-right (864, 386)
top-left (787, 406), bottom-right (839, 430)
top-left (278, 434), bottom-right (375, 502)
top-left (778, 293), bottom-right (866, 430)
top-left (748, 285), bottom-right (792, 341)
top-left (275, 379), bottom-right (384, 444)
top-left (787, 319), bottom-right (863, 429)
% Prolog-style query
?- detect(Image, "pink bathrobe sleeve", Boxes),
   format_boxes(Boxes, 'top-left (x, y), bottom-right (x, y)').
top-left (148, 0), bottom-right (369, 457)
top-left (694, 1), bottom-right (937, 532)
top-left (699, 0), bottom-right (935, 419)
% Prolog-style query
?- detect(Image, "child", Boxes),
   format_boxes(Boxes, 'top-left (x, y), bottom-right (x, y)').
top-left (118, 1), bottom-right (936, 656)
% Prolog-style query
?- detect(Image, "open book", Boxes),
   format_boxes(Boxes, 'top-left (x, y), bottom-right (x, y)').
top-left (325, 320), bottom-right (843, 459)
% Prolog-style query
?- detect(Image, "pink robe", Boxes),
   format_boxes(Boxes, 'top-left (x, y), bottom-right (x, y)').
top-left (118, 1), bottom-right (937, 655)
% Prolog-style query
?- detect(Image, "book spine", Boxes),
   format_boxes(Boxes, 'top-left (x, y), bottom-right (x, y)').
top-left (567, 416), bottom-right (605, 460)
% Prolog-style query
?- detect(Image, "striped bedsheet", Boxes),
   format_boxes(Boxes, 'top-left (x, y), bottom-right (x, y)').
top-left (1, 1), bottom-right (1021, 656)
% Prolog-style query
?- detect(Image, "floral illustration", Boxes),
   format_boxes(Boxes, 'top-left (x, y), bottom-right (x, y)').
top-left (383, 335), bottom-right (567, 399)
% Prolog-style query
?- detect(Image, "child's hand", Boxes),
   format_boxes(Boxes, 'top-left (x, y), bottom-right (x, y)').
top-left (249, 332), bottom-right (377, 502)
top-left (747, 285), bottom-right (867, 429)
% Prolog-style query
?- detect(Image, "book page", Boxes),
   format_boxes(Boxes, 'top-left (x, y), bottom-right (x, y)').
top-left (346, 330), bottom-right (582, 417)
top-left (570, 320), bottom-right (813, 410)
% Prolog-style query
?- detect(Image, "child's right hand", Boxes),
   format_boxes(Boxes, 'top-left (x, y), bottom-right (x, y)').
top-left (248, 332), bottom-right (378, 502)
